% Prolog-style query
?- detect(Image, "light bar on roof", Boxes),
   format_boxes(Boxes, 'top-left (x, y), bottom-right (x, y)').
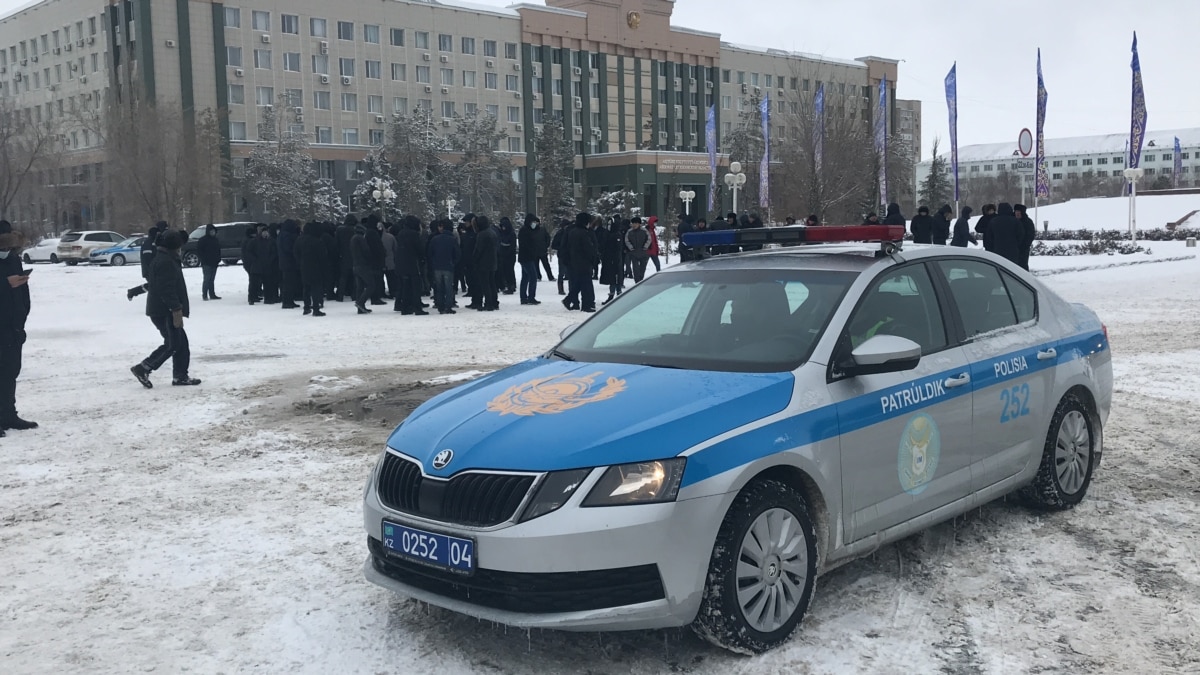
top-left (681, 225), bottom-right (906, 248)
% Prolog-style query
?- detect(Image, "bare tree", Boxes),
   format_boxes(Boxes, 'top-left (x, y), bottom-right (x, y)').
top-left (0, 97), bottom-right (64, 230)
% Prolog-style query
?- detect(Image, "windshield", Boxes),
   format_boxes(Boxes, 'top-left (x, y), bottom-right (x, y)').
top-left (189, 227), bottom-right (205, 241)
top-left (118, 237), bottom-right (141, 248)
top-left (556, 268), bottom-right (856, 373)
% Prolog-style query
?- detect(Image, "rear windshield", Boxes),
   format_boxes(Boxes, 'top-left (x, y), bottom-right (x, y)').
top-left (556, 268), bottom-right (856, 373)
top-left (60, 233), bottom-right (82, 242)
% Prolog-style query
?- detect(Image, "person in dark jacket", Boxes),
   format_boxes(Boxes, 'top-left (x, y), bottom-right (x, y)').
top-left (349, 223), bottom-right (374, 313)
top-left (197, 224), bottom-right (223, 301)
top-left (910, 206), bottom-right (934, 244)
top-left (295, 222), bottom-right (328, 316)
top-left (472, 216), bottom-right (499, 311)
top-left (394, 216), bottom-right (428, 315)
top-left (805, 214), bottom-right (820, 227)
top-left (563, 212), bottom-right (599, 312)
top-left (457, 216), bottom-right (476, 296)
top-left (262, 224), bottom-right (281, 304)
top-left (241, 226), bottom-right (262, 304)
top-left (932, 205), bottom-right (953, 245)
top-left (363, 216), bottom-right (386, 305)
top-left (882, 203), bottom-right (905, 226)
top-left (983, 203), bottom-right (1023, 267)
top-left (130, 230), bottom-right (199, 388)
top-left (677, 217), bottom-right (696, 261)
top-left (140, 221), bottom-right (167, 279)
top-left (517, 214), bottom-right (549, 305)
top-left (975, 204), bottom-right (997, 248)
top-left (951, 206), bottom-right (977, 247)
top-left (321, 222), bottom-right (339, 301)
top-left (550, 220), bottom-right (568, 295)
top-left (862, 213), bottom-right (880, 225)
top-left (496, 217), bottom-right (518, 295)
top-left (277, 220), bottom-right (302, 309)
top-left (427, 220), bottom-right (461, 314)
top-left (624, 217), bottom-right (652, 283)
top-left (0, 222), bottom-right (34, 433)
top-left (334, 215), bottom-right (357, 301)
top-left (1013, 204), bottom-right (1037, 271)
top-left (599, 219), bottom-right (625, 304)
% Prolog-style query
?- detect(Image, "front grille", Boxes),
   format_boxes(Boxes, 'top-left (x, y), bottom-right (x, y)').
top-left (376, 452), bottom-right (536, 527)
top-left (368, 537), bottom-right (666, 613)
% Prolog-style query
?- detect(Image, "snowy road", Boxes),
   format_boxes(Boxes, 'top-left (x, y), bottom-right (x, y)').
top-left (2, 256), bottom-right (1198, 674)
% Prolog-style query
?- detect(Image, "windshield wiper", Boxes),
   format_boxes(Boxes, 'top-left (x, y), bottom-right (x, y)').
top-left (636, 362), bottom-right (682, 369)
top-left (550, 349), bottom-right (576, 362)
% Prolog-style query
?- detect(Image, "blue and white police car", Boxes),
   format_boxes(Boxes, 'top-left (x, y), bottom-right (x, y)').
top-left (362, 225), bottom-right (1111, 654)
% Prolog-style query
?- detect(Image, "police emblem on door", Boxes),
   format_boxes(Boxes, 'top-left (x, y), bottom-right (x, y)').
top-left (898, 413), bottom-right (941, 495)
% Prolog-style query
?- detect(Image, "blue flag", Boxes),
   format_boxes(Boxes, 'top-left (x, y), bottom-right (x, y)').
top-left (759, 95), bottom-right (770, 209)
top-left (1035, 49), bottom-right (1050, 199)
top-left (875, 75), bottom-right (888, 207)
top-left (945, 63), bottom-right (959, 203)
top-left (813, 84), bottom-right (825, 178)
top-left (706, 105), bottom-right (717, 212)
top-left (1174, 136), bottom-right (1183, 189)
top-left (1129, 32), bottom-right (1148, 169)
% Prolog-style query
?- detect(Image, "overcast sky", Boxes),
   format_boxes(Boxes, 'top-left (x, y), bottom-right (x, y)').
top-left (1, 0), bottom-right (1192, 158)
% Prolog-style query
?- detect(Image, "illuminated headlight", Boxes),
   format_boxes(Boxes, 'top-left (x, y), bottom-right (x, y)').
top-left (518, 468), bottom-right (591, 522)
top-left (582, 459), bottom-right (686, 507)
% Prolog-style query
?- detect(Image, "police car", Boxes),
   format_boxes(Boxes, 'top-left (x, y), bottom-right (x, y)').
top-left (362, 225), bottom-right (1112, 654)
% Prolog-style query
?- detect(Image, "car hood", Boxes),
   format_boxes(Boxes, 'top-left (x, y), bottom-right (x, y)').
top-left (90, 246), bottom-right (118, 255)
top-left (388, 358), bottom-right (795, 477)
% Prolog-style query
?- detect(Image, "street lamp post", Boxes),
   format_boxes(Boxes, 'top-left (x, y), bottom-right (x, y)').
top-left (678, 189), bottom-right (696, 216)
top-left (372, 186), bottom-right (396, 218)
top-left (724, 161), bottom-right (747, 215)
top-left (445, 198), bottom-right (457, 219)
top-left (1123, 167), bottom-right (1145, 245)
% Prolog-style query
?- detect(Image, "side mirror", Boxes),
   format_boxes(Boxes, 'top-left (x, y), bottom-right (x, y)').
top-left (559, 323), bottom-right (581, 340)
top-left (840, 335), bottom-right (922, 377)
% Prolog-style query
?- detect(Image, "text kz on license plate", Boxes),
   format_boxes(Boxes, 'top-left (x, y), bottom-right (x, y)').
top-left (382, 521), bottom-right (475, 574)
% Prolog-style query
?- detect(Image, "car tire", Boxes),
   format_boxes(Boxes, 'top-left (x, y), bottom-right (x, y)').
top-left (1020, 394), bottom-right (1098, 510)
top-left (692, 478), bottom-right (818, 654)
top-left (23, 253), bottom-right (31, 264)
top-left (182, 252), bottom-right (200, 268)
top-left (66, 260), bottom-right (78, 266)
top-left (50, 254), bottom-right (58, 264)
top-left (111, 254), bottom-right (126, 267)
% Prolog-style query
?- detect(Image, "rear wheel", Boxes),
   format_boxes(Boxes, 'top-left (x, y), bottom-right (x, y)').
top-left (65, 260), bottom-right (78, 266)
top-left (49, 254), bottom-right (58, 264)
top-left (1021, 394), bottom-right (1098, 510)
top-left (22, 253), bottom-right (31, 264)
top-left (111, 254), bottom-right (126, 267)
top-left (692, 479), bottom-right (817, 654)
top-left (182, 252), bottom-right (200, 268)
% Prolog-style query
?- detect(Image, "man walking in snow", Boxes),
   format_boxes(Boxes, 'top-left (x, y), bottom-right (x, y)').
top-left (131, 230), bottom-right (200, 389)
top-left (624, 217), bottom-right (652, 283)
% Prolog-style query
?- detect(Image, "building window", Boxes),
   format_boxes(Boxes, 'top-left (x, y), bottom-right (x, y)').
top-left (506, 74), bottom-right (518, 91)
top-left (288, 124), bottom-right (304, 136)
top-left (750, 73), bottom-right (759, 86)
top-left (390, 28), bottom-right (404, 47)
top-left (1067, 172), bottom-right (1078, 178)
top-left (342, 93), bottom-right (358, 112)
top-left (1067, 159), bottom-right (1077, 166)
top-left (366, 60), bottom-right (381, 79)
top-left (1082, 158), bottom-right (1093, 166)
top-left (227, 46), bottom-right (242, 67)
top-left (438, 34), bottom-right (452, 52)
top-left (764, 74), bottom-right (773, 88)
top-left (984, 164), bottom-right (993, 171)
top-left (484, 72), bottom-right (497, 90)
top-left (368, 95), bottom-right (383, 113)
top-left (533, 109), bottom-right (544, 124)
top-left (486, 104), bottom-right (499, 118)
top-left (283, 52), bottom-right (301, 72)
top-left (281, 14), bottom-right (299, 34)
top-left (1162, 153), bottom-right (1172, 161)
top-left (1114, 157), bottom-right (1124, 164)
top-left (393, 97), bottom-right (408, 113)
top-left (229, 121), bottom-right (247, 140)
top-left (256, 86), bottom-right (274, 106)
top-left (416, 66), bottom-right (431, 83)
top-left (969, 165), bottom-right (979, 172)
top-left (284, 88), bottom-right (302, 107)
top-left (553, 80), bottom-right (563, 96)
top-left (314, 127), bottom-right (332, 144)
top-left (721, 95), bottom-right (731, 110)
top-left (508, 137), bottom-right (521, 152)
top-left (252, 10), bottom-right (269, 31)
top-left (1183, 153), bottom-right (1190, 160)
top-left (1145, 154), bottom-right (1155, 162)
top-left (310, 18), bottom-right (327, 38)
top-left (312, 54), bottom-right (329, 74)
top-left (337, 21), bottom-right (353, 41)
top-left (463, 70), bottom-right (476, 88)
top-left (461, 37), bottom-right (475, 55)
top-left (313, 90), bottom-right (331, 110)
top-left (721, 69), bottom-right (730, 83)
top-left (391, 63), bottom-right (406, 81)
top-left (1052, 173), bottom-right (1062, 180)
top-left (228, 84), bottom-right (244, 104)
top-left (369, 129), bottom-right (384, 146)
top-left (441, 101), bottom-right (455, 118)
top-left (1097, 170), bottom-right (1108, 177)
top-left (224, 7), bottom-right (240, 28)
top-left (363, 24), bottom-right (380, 44)
top-left (440, 68), bottom-right (454, 85)
top-left (317, 160), bottom-right (334, 179)
top-left (504, 42), bottom-right (517, 59)
top-left (340, 58), bottom-right (355, 77)
top-left (1052, 160), bottom-right (1062, 167)
top-left (1097, 157), bottom-right (1108, 165)
top-left (343, 128), bottom-right (359, 145)
top-left (464, 102), bottom-right (477, 116)
top-left (483, 40), bottom-right (497, 57)
top-left (415, 32), bottom-right (430, 49)
top-left (507, 106), bottom-right (520, 122)
top-left (254, 49), bottom-right (271, 69)
top-left (591, 82), bottom-right (601, 99)
top-left (1145, 168), bottom-right (1156, 175)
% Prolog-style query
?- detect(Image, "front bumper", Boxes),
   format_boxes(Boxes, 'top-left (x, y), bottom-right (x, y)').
top-left (362, 479), bottom-right (728, 631)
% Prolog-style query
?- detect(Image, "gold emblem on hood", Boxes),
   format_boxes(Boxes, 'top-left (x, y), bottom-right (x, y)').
top-left (487, 372), bottom-right (627, 416)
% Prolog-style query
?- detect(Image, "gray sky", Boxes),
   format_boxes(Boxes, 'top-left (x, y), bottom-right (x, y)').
top-left (1, 0), bottom-right (1192, 158)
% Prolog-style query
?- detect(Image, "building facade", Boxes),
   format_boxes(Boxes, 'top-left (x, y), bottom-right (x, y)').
top-left (0, 0), bottom-right (916, 230)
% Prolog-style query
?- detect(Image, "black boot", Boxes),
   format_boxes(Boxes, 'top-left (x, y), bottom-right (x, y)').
top-left (131, 364), bottom-right (153, 389)
top-left (2, 416), bottom-right (38, 431)
top-left (172, 377), bottom-right (202, 386)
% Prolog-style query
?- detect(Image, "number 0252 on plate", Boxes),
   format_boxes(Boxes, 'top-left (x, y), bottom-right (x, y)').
top-left (382, 521), bottom-right (476, 574)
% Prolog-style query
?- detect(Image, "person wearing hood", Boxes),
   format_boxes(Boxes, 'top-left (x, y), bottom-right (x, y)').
top-left (563, 212), bottom-right (599, 312)
top-left (646, 216), bottom-right (662, 272)
top-left (805, 214), bottom-right (820, 227)
top-left (975, 204), bottom-right (997, 248)
top-left (262, 224), bottom-right (281, 304)
top-left (363, 216), bottom-right (387, 305)
top-left (951, 206), bottom-right (977, 248)
top-left (624, 217), bottom-right (652, 283)
top-left (457, 215), bottom-right (476, 297)
top-left (550, 219), bottom-right (569, 295)
top-left (983, 203), bottom-right (1024, 268)
top-left (910, 206), bottom-right (934, 244)
top-left (141, 221), bottom-right (168, 279)
top-left (0, 222), bottom-right (35, 433)
top-left (197, 224), bottom-right (223, 301)
top-left (470, 216), bottom-right (499, 311)
top-left (349, 222), bottom-right (375, 313)
top-left (517, 214), bottom-right (548, 305)
top-left (496, 217), bottom-right (518, 295)
top-left (882, 203), bottom-right (905, 226)
top-left (932, 205), bottom-right (953, 246)
top-left (130, 230), bottom-right (200, 389)
top-left (321, 222), bottom-right (339, 301)
top-left (277, 220), bottom-right (302, 309)
top-left (1013, 204), bottom-right (1037, 270)
top-left (394, 216), bottom-right (428, 315)
top-left (428, 220), bottom-right (461, 314)
top-left (599, 218), bottom-right (626, 304)
top-left (241, 226), bottom-right (261, 304)
top-left (294, 222), bottom-right (328, 316)
top-left (334, 215), bottom-right (358, 302)
top-left (381, 221), bottom-right (399, 301)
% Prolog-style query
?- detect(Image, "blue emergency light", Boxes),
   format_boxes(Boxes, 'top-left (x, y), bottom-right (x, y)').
top-left (681, 225), bottom-right (907, 248)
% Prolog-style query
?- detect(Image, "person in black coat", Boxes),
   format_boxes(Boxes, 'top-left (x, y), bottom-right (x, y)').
top-left (130, 230), bottom-right (199, 388)
top-left (496, 217), bottom-right (518, 295)
top-left (197, 224), bottom-right (223, 301)
top-left (882, 203), bottom-right (906, 226)
top-left (349, 223), bottom-right (374, 313)
top-left (334, 215), bottom-right (357, 301)
top-left (277, 220), bottom-right (302, 309)
top-left (295, 222), bottom-right (328, 316)
top-left (427, 220), bottom-right (461, 314)
top-left (677, 218), bottom-right (695, 261)
top-left (550, 220), bottom-right (568, 295)
top-left (362, 215), bottom-right (387, 305)
top-left (975, 204), bottom-right (997, 248)
top-left (563, 212), bottom-right (599, 312)
top-left (241, 226), bottom-right (262, 304)
top-left (0, 222), bottom-right (34, 433)
top-left (472, 216), bottom-right (500, 311)
top-left (140, 221), bottom-right (167, 279)
top-left (458, 215), bottom-right (476, 296)
top-left (983, 203), bottom-right (1024, 268)
top-left (261, 224), bottom-right (281, 304)
top-left (517, 214), bottom-right (549, 305)
top-left (393, 216), bottom-right (427, 315)
top-left (599, 220), bottom-right (625, 304)
top-left (950, 206), bottom-right (977, 248)
top-left (910, 206), bottom-right (934, 244)
top-left (321, 222), bottom-right (339, 301)
top-left (932, 205), bottom-right (953, 246)
top-left (1014, 204), bottom-right (1037, 271)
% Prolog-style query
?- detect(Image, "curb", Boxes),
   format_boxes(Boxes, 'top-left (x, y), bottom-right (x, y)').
top-left (1033, 254), bottom-right (1197, 277)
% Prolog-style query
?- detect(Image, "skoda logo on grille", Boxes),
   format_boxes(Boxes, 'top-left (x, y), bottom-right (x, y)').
top-left (432, 449), bottom-right (454, 470)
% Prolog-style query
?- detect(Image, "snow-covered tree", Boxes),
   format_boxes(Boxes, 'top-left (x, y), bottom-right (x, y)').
top-left (353, 148), bottom-right (398, 219)
top-left (244, 102), bottom-right (315, 219)
top-left (534, 117), bottom-right (576, 221)
top-left (918, 138), bottom-right (952, 209)
top-left (385, 108), bottom-right (448, 222)
top-left (310, 179), bottom-right (347, 222)
top-left (449, 110), bottom-right (516, 217)
top-left (591, 189), bottom-right (642, 219)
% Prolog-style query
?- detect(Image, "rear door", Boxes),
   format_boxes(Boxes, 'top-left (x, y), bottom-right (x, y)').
top-left (932, 259), bottom-right (1057, 488)
top-left (830, 263), bottom-right (976, 543)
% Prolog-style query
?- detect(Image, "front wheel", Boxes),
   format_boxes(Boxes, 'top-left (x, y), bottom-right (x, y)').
top-left (182, 252), bottom-right (200, 268)
top-left (50, 253), bottom-right (58, 263)
top-left (111, 254), bottom-right (126, 267)
top-left (1020, 394), bottom-right (1098, 510)
top-left (65, 260), bottom-right (78, 266)
top-left (22, 253), bottom-right (31, 264)
top-left (692, 479), bottom-right (818, 654)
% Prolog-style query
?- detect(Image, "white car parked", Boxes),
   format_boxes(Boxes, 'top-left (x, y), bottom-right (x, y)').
top-left (23, 237), bottom-right (61, 264)
top-left (57, 230), bottom-right (126, 266)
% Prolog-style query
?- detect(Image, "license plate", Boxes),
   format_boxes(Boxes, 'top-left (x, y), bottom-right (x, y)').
top-left (381, 520), bottom-right (475, 574)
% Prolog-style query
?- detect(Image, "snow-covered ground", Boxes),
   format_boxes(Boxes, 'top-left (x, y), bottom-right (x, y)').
top-left (3, 253), bottom-right (1199, 674)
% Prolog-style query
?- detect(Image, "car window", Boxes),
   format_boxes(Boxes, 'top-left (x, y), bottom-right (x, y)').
top-left (60, 233), bottom-right (82, 243)
top-left (935, 260), bottom-right (1019, 338)
top-left (1000, 270), bottom-right (1037, 323)
top-left (84, 233), bottom-right (109, 242)
top-left (109, 233), bottom-right (125, 242)
top-left (189, 228), bottom-right (206, 241)
top-left (847, 264), bottom-right (947, 354)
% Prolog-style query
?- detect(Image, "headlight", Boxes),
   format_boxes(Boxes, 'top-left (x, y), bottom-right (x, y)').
top-left (582, 459), bottom-right (686, 507)
top-left (518, 468), bottom-right (592, 522)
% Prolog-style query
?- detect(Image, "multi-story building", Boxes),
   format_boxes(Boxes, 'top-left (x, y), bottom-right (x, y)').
top-left (0, 0), bottom-right (915, 230)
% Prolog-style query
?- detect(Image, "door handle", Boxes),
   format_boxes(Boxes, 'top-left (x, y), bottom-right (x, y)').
top-left (943, 373), bottom-right (971, 389)
top-left (1037, 348), bottom-right (1058, 361)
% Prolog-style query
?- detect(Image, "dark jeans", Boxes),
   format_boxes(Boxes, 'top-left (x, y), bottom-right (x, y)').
top-left (142, 315), bottom-right (190, 379)
top-left (246, 271), bottom-right (263, 303)
top-left (384, 269), bottom-right (399, 298)
top-left (302, 278), bottom-right (324, 311)
top-left (539, 255), bottom-right (554, 280)
top-left (498, 250), bottom-right (517, 292)
top-left (475, 269), bottom-right (498, 309)
top-left (394, 274), bottom-right (422, 313)
top-left (354, 269), bottom-right (375, 307)
top-left (0, 342), bottom-right (22, 419)
top-left (650, 255), bottom-right (661, 272)
top-left (568, 271), bottom-right (595, 310)
top-left (338, 264), bottom-right (355, 300)
top-left (520, 260), bottom-right (540, 301)
top-left (432, 270), bottom-right (455, 311)
top-left (201, 265), bottom-right (218, 299)
top-left (280, 268), bottom-right (301, 306)
top-left (262, 273), bottom-right (280, 303)
top-left (630, 257), bottom-right (649, 283)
